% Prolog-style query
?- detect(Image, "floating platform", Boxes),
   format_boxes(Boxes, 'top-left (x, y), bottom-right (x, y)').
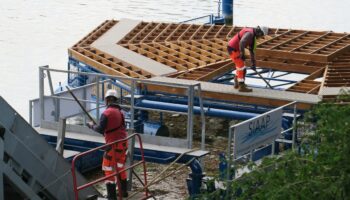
top-left (68, 19), bottom-right (350, 109)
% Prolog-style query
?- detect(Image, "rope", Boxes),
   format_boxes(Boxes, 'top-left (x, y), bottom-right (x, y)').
top-left (147, 148), bottom-right (198, 186)
top-left (127, 157), bottom-right (195, 199)
top-left (132, 170), bottom-right (157, 200)
top-left (126, 148), bottom-right (199, 199)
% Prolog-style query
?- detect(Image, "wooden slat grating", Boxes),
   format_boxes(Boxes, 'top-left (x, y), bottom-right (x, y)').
top-left (69, 46), bottom-right (152, 79)
top-left (74, 20), bottom-right (118, 47)
top-left (324, 52), bottom-right (350, 87)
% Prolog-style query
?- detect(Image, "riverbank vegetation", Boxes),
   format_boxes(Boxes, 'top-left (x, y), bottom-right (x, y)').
top-left (199, 91), bottom-right (350, 199)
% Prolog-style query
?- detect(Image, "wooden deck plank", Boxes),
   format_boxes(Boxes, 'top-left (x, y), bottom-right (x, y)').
top-left (93, 43), bottom-right (176, 76)
top-left (196, 61), bottom-right (233, 81)
top-left (90, 19), bottom-right (177, 76)
top-left (256, 48), bottom-right (329, 62)
top-left (319, 86), bottom-right (350, 95)
top-left (35, 128), bottom-right (208, 157)
top-left (147, 77), bottom-right (320, 109)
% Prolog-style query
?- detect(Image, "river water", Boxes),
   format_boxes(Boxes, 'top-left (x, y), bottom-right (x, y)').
top-left (1, 0), bottom-right (349, 120)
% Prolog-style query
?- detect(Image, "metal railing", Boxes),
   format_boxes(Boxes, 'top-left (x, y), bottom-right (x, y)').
top-left (180, 14), bottom-right (214, 24)
top-left (35, 66), bottom-right (206, 149)
top-left (33, 66), bottom-right (207, 188)
top-left (71, 133), bottom-right (148, 200)
top-left (226, 101), bottom-right (299, 180)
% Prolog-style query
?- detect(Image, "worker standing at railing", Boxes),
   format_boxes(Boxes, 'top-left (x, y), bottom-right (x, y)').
top-left (87, 89), bottom-right (129, 199)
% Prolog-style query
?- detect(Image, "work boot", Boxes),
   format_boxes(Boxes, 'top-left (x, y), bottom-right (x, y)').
top-left (234, 76), bottom-right (239, 89)
top-left (120, 179), bottom-right (129, 198)
top-left (106, 183), bottom-right (117, 200)
top-left (238, 82), bottom-right (253, 92)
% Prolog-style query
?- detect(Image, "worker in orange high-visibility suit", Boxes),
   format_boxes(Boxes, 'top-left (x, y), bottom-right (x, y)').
top-left (227, 26), bottom-right (268, 92)
top-left (88, 89), bottom-right (128, 200)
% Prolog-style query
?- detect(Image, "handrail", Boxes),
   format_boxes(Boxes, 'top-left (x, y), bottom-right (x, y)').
top-left (180, 14), bottom-right (213, 24)
top-left (39, 66), bottom-right (206, 186)
top-left (38, 66), bottom-right (205, 150)
top-left (71, 133), bottom-right (149, 200)
top-left (39, 66), bottom-right (200, 89)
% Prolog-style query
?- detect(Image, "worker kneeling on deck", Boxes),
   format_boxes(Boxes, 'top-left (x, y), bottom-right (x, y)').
top-left (227, 26), bottom-right (268, 92)
top-left (87, 89), bottom-right (128, 199)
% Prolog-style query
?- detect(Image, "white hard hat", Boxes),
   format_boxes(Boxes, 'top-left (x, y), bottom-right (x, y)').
top-left (105, 89), bottom-right (118, 99)
top-left (259, 26), bottom-right (269, 36)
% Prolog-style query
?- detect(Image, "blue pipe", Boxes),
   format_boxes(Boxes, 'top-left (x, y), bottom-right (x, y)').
top-left (138, 99), bottom-right (258, 120)
top-left (187, 159), bottom-right (204, 197)
top-left (138, 100), bottom-right (295, 128)
top-left (137, 99), bottom-right (294, 145)
top-left (222, 0), bottom-right (233, 25)
top-left (113, 79), bottom-right (131, 92)
top-left (189, 159), bottom-right (203, 177)
top-left (141, 95), bottom-right (271, 114)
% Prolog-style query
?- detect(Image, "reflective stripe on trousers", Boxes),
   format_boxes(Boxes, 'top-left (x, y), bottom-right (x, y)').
top-left (102, 141), bottom-right (128, 182)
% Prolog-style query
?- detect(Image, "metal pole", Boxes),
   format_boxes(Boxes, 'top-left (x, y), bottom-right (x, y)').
top-left (292, 103), bottom-right (297, 150)
top-left (83, 87), bottom-right (87, 126)
top-left (271, 141), bottom-right (275, 156)
top-left (65, 86), bottom-right (97, 124)
top-left (44, 65), bottom-right (54, 94)
top-left (96, 76), bottom-right (100, 121)
top-left (217, 0), bottom-right (221, 17)
top-left (119, 87), bottom-right (123, 104)
top-left (56, 98), bottom-right (60, 122)
top-left (39, 67), bottom-right (45, 122)
top-left (101, 80), bottom-right (105, 101)
top-left (222, 0), bottom-right (233, 25)
top-left (127, 80), bottom-right (136, 190)
top-left (43, 65), bottom-right (59, 121)
top-left (56, 118), bottom-right (66, 155)
top-left (253, 69), bottom-right (273, 89)
top-left (226, 126), bottom-right (233, 200)
top-left (29, 100), bottom-right (33, 126)
top-left (227, 127), bottom-right (233, 180)
top-left (197, 84), bottom-right (206, 151)
top-left (187, 85), bottom-right (194, 149)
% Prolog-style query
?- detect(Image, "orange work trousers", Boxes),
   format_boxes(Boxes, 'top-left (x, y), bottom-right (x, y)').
top-left (229, 51), bottom-right (246, 82)
top-left (102, 141), bottom-right (128, 182)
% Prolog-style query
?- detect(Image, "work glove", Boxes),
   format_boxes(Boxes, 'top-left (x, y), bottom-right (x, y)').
top-left (239, 54), bottom-right (246, 61)
top-left (86, 121), bottom-right (94, 129)
top-left (251, 65), bottom-right (256, 71)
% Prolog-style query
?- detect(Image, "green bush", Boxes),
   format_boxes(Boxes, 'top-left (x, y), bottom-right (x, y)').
top-left (198, 92), bottom-right (350, 200)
